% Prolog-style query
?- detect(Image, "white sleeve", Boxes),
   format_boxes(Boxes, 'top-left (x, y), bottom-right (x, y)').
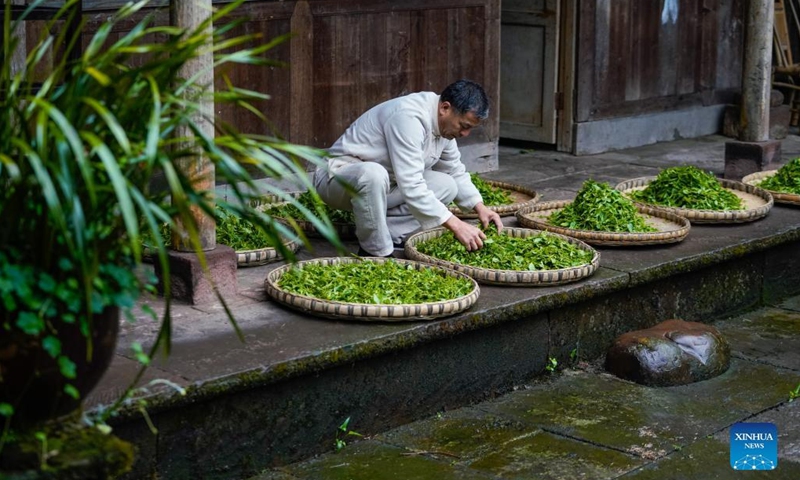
top-left (433, 139), bottom-right (482, 211)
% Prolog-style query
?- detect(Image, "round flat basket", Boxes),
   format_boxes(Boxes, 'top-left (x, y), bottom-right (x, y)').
top-left (515, 201), bottom-right (691, 246)
top-left (614, 177), bottom-right (773, 224)
top-left (449, 180), bottom-right (539, 218)
top-left (742, 170), bottom-right (800, 206)
top-left (235, 239), bottom-right (301, 267)
top-left (264, 257), bottom-right (480, 322)
top-left (143, 239), bottom-right (300, 267)
top-left (404, 227), bottom-right (599, 286)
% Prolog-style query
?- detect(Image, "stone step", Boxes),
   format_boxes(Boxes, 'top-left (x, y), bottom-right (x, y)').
top-left (91, 203), bottom-right (800, 480)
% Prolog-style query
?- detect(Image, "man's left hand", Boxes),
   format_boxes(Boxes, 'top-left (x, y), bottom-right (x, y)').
top-left (473, 203), bottom-right (503, 232)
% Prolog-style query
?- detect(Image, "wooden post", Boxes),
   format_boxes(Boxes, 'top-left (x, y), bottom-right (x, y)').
top-left (163, 1), bottom-right (237, 305)
top-left (170, 0), bottom-right (216, 251)
top-left (739, 0), bottom-right (773, 142)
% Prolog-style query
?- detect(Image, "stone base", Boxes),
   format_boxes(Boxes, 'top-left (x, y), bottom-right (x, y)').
top-left (723, 139), bottom-right (782, 181)
top-left (154, 246), bottom-right (237, 305)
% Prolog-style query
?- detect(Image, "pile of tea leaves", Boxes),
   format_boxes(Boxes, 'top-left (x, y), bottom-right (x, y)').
top-left (415, 226), bottom-right (593, 271)
top-left (278, 260), bottom-right (473, 304)
top-left (143, 205), bottom-right (284, 251)
top-left (262, 191), bottom-right (356, 224)
top-left (549, 180), bottom-right (656, 232)
top-left (758, 158), bottom-right (800, 195)
top-left (629, 166), bottom-right (743, 210)
top-left (470, 173), bottom-right (513, 206)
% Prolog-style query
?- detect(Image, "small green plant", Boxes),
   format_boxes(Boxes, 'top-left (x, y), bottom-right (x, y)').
top-left (545, 357), bottom-right (558, 373)
top-left (629, 166), bottom-right (743, 210)
top-left (759, 158), bottom-right (800, 195)
top-left (790, 383), bottom-right (800, 402)
top-left (569, 348), bottom-right (578, 362)
top-left (334, 417), bottom-right (362, 452)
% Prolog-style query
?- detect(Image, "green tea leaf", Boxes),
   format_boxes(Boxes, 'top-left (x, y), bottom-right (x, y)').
top-left (416, 226), bottom-right (594, 271)
top-left (759, 158), bottom-right (800, 195)
top-left (629, 166), bottom-right (743, 210)
top-left (549, 180), bottom-right (656, 232)
top-left (278, 260), bottom-right (473, 304)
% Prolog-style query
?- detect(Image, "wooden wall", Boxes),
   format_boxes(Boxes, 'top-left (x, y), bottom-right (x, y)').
top-left (576, 0), bottom-right (744, 122)
top-left (79, 0), bottom-right (501, 168)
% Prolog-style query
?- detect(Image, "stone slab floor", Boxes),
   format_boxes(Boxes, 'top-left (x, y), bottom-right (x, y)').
top-left (251, 294), bottom-right (800, 480)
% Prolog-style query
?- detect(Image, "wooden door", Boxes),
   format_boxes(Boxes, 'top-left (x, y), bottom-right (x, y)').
top-left (500, 0), bottom-right (559, 143)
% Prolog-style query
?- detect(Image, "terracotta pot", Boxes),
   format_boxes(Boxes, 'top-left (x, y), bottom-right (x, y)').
top-left (0, 307), bottom-right (120, 428)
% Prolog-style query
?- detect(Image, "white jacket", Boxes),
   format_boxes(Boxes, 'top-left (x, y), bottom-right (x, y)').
top-left (326, 92), bottom-right (482, 230)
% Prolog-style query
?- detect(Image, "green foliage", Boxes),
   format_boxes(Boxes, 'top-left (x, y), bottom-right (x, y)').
top-left (759, 158), bottom-right (800, 195)
top-left (790, 383), bottom-right (800, 402)
top-left (263, 190), bottom-right (355, 224)
top-left (550, 180), bottom-right (656, 232)
top-left (334, 417), bottom-right (362, 452)
top-left (545, 357), bottom-right (558, 373)
top-left (469, 173), bottom-right (513, 206)
top-left (0, 0), bottom-right (341, 428)
top-left (416, 226), bottom-right (594, 271)
top-left (279, 260), bottom-right (474, 304)
top-left (629, 166), bottom-right (743, 210)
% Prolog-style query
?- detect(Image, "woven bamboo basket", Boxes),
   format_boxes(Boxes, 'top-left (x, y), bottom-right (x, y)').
top-left (742, 170), bottom-right (800, 206)
top-left (143, 239), bottom-right (300, 267)
top-left (614, 177), bottom-right (773, 224)
top-left (264, 257), bottom-right (480, 322)
top-left (515, 201), bottom-right (691, 246)
top-left (449, 180), bottom-right (539, 218)
top-left (405, 227), bottom-right (599, 286)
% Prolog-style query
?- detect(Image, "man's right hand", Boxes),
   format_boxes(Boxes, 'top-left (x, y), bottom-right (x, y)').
top-left (443, 215), bottom-right (487, 251)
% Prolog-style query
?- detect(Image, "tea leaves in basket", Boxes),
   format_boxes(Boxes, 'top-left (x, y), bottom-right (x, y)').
top-left (759, 158), bottom-right (800, 195)
top-left (416, 227), bottom-right (594, 271)
top-left (549, 180), bottom-right (656, 233)
top-left (469, 173), bottom-right (513, 206)
top-left (629, 166), bottom-right (743, 210)
top-left (263, 191), bottom-right (355, 224)
top-left (277, 260), bottom-right (474, 304)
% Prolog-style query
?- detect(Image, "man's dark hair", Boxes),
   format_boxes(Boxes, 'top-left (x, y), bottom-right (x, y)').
top-left (440, 79), bottom-right (489, 120)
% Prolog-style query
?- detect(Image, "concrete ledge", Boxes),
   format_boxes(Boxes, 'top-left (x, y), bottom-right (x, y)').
top-left (573, 105), bottom-right (726, 155)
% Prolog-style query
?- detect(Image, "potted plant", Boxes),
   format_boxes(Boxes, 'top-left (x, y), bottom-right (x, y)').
top-left (0, 0), bottom-right (340, 440)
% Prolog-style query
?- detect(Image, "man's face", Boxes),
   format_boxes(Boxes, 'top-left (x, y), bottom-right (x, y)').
top-left (438, 101), bottom-right (481, 140)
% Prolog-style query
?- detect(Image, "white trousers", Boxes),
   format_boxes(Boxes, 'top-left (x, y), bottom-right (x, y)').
top-left (313, 161), bottom-right (457, 256)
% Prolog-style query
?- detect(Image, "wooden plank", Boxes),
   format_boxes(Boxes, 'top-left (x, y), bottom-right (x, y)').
top-left (676, 0), bottom-right (700, 95)
top-left (557, 0), bottom-right (577, 152)
top-left (604, 0), bottom-right (628, 104)
top-left (575, 0), bottom-right (596, 122)
top-left (290, 1), bottom-right (313, 145)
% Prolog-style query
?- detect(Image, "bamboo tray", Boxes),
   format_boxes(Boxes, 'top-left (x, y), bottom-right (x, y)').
top-left (614, 177), bottom-right (773, 224)
top-left (515, 201), bottom-right (691, 246)
top-left (264, 257), bottom-right (480, 322)
top-left (404, 227), bottom-right (599, 286)
top-left (449, 180), bottom-right (539, 218)
top-left (742, 170), bottom-right (800, 206)
top-left (144, 239), bottom-right (300, 267)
